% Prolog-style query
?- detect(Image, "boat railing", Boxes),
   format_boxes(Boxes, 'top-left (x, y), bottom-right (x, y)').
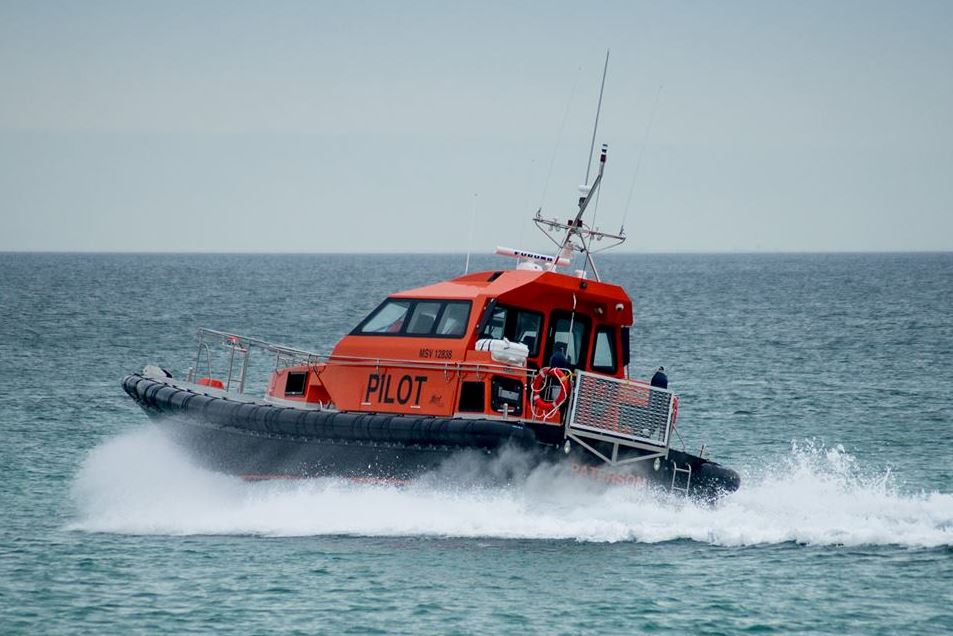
top-left (564, 370), bottom-right (677, 465)
top-left (187, 328), bottom-right (323, 392)
top-left (186, 328), bottom-right (544, 395)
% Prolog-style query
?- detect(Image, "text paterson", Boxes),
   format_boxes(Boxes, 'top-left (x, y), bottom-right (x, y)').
top-left (364, 373), bottom-right (428, 406)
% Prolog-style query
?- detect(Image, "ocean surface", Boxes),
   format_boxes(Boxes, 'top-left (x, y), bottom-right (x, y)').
top-left (1, 252), bottom-right (952, 634)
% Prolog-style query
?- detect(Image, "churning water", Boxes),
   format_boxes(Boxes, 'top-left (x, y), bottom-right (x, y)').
top-left (70, 426), bottom-right (953, 548)
top-left (2, 253), bottom-right (952, 633)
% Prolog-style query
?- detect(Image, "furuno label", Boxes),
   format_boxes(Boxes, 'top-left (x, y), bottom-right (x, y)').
top-left (364, 373), bottom-right (428, 406)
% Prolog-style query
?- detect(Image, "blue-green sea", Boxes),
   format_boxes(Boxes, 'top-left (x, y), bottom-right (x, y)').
top-left (2, 252), bottom-right (952, 634)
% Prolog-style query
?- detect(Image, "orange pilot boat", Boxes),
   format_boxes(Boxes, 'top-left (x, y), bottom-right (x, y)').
top-left (122, 139), bottom-right (740, 500)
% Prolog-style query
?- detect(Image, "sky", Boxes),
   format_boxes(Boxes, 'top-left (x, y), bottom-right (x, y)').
top-left (1, 0), bottom-right (951, 253)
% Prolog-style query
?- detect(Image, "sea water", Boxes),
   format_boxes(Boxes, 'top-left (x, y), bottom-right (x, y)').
top-left (1, 253), bottom-right (951, 634)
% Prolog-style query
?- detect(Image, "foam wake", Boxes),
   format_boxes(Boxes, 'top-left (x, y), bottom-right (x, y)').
top-left (68, 426), bottom-right (953, 547)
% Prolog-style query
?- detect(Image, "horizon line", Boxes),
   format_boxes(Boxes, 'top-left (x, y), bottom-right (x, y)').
top-left (2, 249), bottom-right (952, 256)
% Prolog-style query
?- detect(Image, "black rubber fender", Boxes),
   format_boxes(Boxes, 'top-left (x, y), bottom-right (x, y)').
top-left (122, 374), bottom-right (538, 451)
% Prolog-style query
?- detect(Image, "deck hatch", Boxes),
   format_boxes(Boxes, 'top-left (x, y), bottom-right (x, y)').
top-left (458, 381), bottom-right (485, 412)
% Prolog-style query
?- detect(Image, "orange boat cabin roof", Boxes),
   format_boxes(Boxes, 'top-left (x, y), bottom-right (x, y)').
top-left (332, 268), bottom-right (633, 375)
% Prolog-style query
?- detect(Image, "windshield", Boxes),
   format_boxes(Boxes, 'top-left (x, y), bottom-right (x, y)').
top-left (354, 299), bottom-right (472, 338)
top-left (357, 299), bottom-right (410, 334)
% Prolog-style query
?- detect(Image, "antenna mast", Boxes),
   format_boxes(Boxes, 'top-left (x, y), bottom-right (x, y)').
top-left (585, 49), bottom-right (610, 185)
top-left (542, 50), bottom-right (621, 281)
top-left (506, 50), bottom-right (626, 280)
top-left (464, 193), bottom-right (477, 274)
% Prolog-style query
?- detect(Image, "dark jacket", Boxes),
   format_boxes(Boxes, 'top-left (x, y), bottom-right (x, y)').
top-left (650, 369), bottom-right (668, 389)
top-left (549, 350), bottom-right (570, 370)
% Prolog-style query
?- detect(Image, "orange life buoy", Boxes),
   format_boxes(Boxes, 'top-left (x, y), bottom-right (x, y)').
top-left (530, 367), bottom-right (572, 419)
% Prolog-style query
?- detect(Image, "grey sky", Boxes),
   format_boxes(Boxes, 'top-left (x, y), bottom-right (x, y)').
top-left (2, 1), bottom-right (951, 252)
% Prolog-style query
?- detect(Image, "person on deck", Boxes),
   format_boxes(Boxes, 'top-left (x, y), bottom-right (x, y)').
top-left (549, 343), bottom-right (570, 370)
top-left (650, 366), bottom-right (668, 389)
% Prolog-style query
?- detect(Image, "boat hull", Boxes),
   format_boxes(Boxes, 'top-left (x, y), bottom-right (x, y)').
top-left (122, 374), bottom-right (740, 499)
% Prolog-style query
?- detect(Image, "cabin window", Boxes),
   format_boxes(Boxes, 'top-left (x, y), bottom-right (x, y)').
top-left (436, 302), bottom-right (471, 337)
top-left (478, 305), bottom-right (543, 356)
top-left (357, 300), bottom-right (411, 334)
top-left (285, 371), bottom-right (308, 396)
top-left (545, 312), bottom-right (590, 369)
top-left (406, 301), bottom-right (442, 334)
top-left (353, 299), bottom-right (471, 338)
top-left (514, 312), bottom-right (542, 355)
top-left (482, 306), bottom-right (507, 340)
top-left (591, 327), bottom-right (617, 373)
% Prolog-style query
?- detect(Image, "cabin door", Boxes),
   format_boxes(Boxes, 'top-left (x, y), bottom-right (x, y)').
top-left (543, 311), bottom-right (590, 370)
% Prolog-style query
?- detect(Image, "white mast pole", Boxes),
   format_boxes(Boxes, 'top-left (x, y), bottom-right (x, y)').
top-left (551, 50), bottom-right (610, 276)
top-left (464, 193), bottom-right (477, 274)
top-left (584, 49), bottom-right (610, 186)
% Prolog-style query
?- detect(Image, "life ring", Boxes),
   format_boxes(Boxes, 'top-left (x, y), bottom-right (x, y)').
top-left (530, 367), bottom-right (572, 419)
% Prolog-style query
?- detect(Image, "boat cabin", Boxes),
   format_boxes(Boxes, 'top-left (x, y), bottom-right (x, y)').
top-left (265, 268), bottom-right (633, 424)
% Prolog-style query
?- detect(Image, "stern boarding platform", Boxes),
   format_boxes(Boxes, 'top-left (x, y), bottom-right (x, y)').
top-left (566, 371), bottom-right (690, 491)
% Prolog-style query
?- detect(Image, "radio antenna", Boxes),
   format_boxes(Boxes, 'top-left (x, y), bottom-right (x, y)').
top-left (620, 84), bottom-right (663, 235)
top-left (464, 193), bottom-right (477, 274)
top-left (584, 49), bottom-right (610, 185)
top-left (524, 52), bottom-right (625, 282)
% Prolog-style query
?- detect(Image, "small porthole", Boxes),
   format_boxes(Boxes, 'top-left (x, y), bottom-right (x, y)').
top-left (285, 371), bottom-right (308, 396)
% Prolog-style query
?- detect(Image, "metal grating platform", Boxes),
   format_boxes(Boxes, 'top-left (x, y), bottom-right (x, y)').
top-left (568, 371), bottom-right (675, 449)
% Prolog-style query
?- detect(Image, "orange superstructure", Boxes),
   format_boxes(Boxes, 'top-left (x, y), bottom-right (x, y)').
top-left (264, 268), bottom-right (634, 425)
